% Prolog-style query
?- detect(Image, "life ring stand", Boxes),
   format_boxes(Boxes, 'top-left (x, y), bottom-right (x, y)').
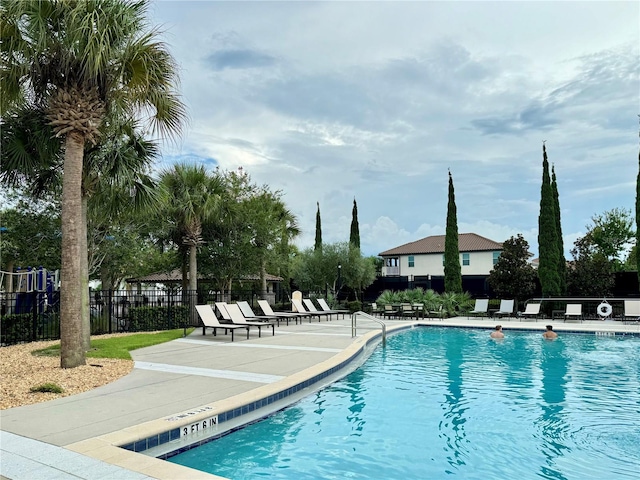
top-left (597, 301), bottom-right (612, 319)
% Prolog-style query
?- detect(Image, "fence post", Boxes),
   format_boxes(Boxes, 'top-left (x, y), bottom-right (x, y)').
top-left (107, 290), bottom-right (113, 334)
top-left (31, 291), bottom-right (38, 342)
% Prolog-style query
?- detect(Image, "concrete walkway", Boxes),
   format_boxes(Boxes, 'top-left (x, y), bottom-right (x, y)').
top-left (1, 316), bottom-right (638, 479)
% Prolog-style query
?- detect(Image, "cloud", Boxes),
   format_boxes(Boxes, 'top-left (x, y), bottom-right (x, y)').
top-left (204, 48), bottom-right (276, 71)
top-left (148, 1), bottom-right (639, 267)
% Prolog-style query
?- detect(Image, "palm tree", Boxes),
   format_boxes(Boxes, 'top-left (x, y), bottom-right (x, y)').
top-left (159, 164), bottom-right (225, 296)
top-left (2, 109), bottom-right (161, 350)
top-left (1, 0), bottom-right (186, 367)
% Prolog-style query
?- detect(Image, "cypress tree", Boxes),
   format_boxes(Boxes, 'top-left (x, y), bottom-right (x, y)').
top-left (314, 202), bottom-right (322, 251)
top-left (538, 144), bottom-right (561, 296)
top-left (636, 139), bottom-right (640, 290)
top-left (349, 198), bottom-right (360, 250)
top-left (551, 165), bottom-right (566, 294)
top-left (444, 171), bottom-right (462, 293)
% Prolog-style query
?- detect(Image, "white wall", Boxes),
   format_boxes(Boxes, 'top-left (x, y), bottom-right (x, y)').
top-left (382, 251), bottom-right (499, 277)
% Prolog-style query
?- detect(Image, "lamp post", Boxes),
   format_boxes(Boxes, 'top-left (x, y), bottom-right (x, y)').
top-left (336, 264), bottom-right (342, 302)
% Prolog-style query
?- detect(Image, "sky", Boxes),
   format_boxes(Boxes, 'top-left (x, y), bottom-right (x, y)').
top-left (148, 0), bottom-right (640, 259)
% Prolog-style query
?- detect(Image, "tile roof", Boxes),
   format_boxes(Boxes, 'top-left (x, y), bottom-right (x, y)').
top-left (379, 233), bottom-right (503, 256)
top-left (126, 269), bottom-right (283, 283)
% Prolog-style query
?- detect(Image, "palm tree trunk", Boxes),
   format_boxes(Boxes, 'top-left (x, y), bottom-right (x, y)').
top-left (100, 266), bottom-right (113, 331)
top-left (60, 133), bottom-right (86, 368)
top-left (260, 259), bottom-right (268, 300)
top-left (189, 244), bottom-right (197, 292)
top-left (189, 244), bottom-right (197, 324)
top-left (5, 261), bottom-right (14, 292)
top-left (81, 195), bottom-right (90, 351)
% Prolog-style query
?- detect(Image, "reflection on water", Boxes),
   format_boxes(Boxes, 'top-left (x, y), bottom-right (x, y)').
top-left (440, 336), bottom-right (469, 471)
top-left (537, 339), bottom-right (570, 480)
top-left (169, 328), bottom-right (640, 480)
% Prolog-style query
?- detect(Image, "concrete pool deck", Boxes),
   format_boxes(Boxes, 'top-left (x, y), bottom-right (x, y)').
top-left (1, 316), bottom-right (639, 479)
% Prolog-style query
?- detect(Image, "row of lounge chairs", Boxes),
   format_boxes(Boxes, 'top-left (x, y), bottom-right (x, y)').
top-left (195, 298), bottom-right (349, 342)
top-left (468, 299), bottom-right (640, 323)
top-left (371, 302), bottom-right (442, 320)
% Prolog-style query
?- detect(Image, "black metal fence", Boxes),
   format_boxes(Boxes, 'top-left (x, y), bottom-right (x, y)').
top-left (1, 288), bottom-right (280, 346)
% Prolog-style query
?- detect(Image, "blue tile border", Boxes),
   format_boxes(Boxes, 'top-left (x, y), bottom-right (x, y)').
top-left (120, 322), bottom-right (636, 455)
top-left (119, 331), bottom-right (383, 455)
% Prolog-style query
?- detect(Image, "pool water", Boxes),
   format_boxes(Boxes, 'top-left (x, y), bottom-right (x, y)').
top-left (168, 327), bottom-right (640, 479)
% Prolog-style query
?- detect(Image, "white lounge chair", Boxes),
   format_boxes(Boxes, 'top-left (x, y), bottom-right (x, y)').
top-left (302, 299), bottom-right (333, 320)
top-left (493, 299), bottom-right (514, 319)
top-left (468, 299), bottom-right (489, 319)
top-left (236, 301), bottom-right (280, 326)
top-left (195, 304), bottom-right (249, 341)
top-left (223, 303), bottom-right (275, 337)
top-left (564, 304), bottom-right (582, 322)
top-left (292, 298), bottom-right (323, 322)
top-left (520, 303), bottom-right (541, 321)
top-left (256, 299), bottom-right (306, 325)
top-left (623, 300), bottom-right (640, 324)
top-left (317, 298), bottom-right (349, 319)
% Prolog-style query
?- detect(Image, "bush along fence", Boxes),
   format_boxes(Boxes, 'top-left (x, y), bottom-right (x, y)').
top-left (0, 288), bottom-right (277, 346)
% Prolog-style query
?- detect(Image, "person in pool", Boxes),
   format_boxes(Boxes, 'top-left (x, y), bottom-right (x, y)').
top-left (490, 325), bottom-right (504, 339)
top-left (542, 325), bottom-right (558, 339)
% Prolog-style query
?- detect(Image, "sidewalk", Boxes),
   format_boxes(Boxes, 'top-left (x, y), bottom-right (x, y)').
top-left (1, 316), bottom-right (395, 479)
top-left (1, 317), bottom-right (637, 479)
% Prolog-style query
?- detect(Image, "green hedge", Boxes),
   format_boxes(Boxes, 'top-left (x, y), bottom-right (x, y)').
top-left (128, 305), bottom-right (190, 332)
top-left (1, 312), bottom-right (62, 345)
top-left (1, 313), bottom-right (34, 345)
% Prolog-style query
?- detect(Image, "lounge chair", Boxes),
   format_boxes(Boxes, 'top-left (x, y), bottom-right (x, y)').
top-left (289, 298), bottom-right (322, 322)
top-left (300, 299), bottom-right (332, 321)
top-left (623, 300), bottom-right (640, 324)
top-left (427, 305), bottom-right (444, 320)
top-left (564, 304), bottom-right (582, 322)
top-left (468, 299), bottom-right (489, 319)
top-left (223, 303), bottom-right (275, 337)
top-left (256, 299), bottom-right (306, 325)
top-left (400, 303), bottom-right (418, 319)
top-left (236, 301), bottom-right (281, 326)
top-left (383, 304), bottom-right (400, 319)
top-left (195, 304), bottom-right (249, 341)
top-left (302, 298), bottom-right (338, 320)
top-left (493, 299), bottom-right (514, 319)
top-left (317, 298), bottom-right (349, 319)
top-left (370, 302), bottom-right (384, 316)
top-left (520, 303), bottom-right (541, 321)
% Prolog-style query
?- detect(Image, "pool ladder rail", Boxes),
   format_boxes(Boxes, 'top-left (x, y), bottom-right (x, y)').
top-left (351, 311), bottom-right (387, 346)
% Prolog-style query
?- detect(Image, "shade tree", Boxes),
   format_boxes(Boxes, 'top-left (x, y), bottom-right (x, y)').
top-left (1, 0), bottom-right (186, 367)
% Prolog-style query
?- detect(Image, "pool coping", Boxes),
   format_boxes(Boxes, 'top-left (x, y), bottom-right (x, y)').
top-left (63, 318), bottom-right (640, 479)
top-left (65, 322), bottom-right (415, 480)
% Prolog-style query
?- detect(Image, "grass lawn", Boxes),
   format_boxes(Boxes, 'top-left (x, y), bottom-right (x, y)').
top-left (32, 328), bottom-right (195, 360)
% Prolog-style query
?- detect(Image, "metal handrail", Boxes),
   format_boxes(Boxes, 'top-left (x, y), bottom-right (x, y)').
top-left (351, 311), bottom-right (386, 346)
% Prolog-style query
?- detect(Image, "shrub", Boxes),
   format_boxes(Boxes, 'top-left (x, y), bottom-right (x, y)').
top-left (30, 382), bottom-right (64, 394)
top-left (128, 305), bottom-right (190, 332)
top-left (0, 313), bottom-right (34, 345)
top-left (346, 300), bottom-right (362, 313)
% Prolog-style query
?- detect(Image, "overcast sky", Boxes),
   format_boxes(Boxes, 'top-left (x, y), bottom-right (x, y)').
top-left (149, 1), bottom-right (639, 259)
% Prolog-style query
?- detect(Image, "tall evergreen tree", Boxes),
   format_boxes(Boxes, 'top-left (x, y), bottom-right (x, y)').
top-left (637, 126), bottom-right (640, 290)
top-left (538, 144), bottom-right (561, 296)
top-left (551, 165), bottom-right (566, 293)
top-left (349, 198), bottom-right (360, 250)
top-left (314, 202), bottom-right (322, 251)
top-left (444, 171), bottom-right (462, 293)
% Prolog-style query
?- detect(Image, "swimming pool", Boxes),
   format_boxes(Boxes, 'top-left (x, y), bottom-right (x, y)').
top-left (168, 327), bottom-right (640, 479)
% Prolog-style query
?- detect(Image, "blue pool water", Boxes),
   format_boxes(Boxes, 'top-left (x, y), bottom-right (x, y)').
top-left (168, 327), bottom-right (640, 479)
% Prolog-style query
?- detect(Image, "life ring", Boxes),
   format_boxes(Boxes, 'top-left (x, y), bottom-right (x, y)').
top-left (597, 302), bottom-right (612, 318)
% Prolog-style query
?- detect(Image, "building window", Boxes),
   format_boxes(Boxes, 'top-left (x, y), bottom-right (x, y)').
top-left (408, 256), bottom-right (415, 267)
top-left (462, 253), bottom-right (470, 266)
top-left (493, 251), bottom-right (500, 265)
